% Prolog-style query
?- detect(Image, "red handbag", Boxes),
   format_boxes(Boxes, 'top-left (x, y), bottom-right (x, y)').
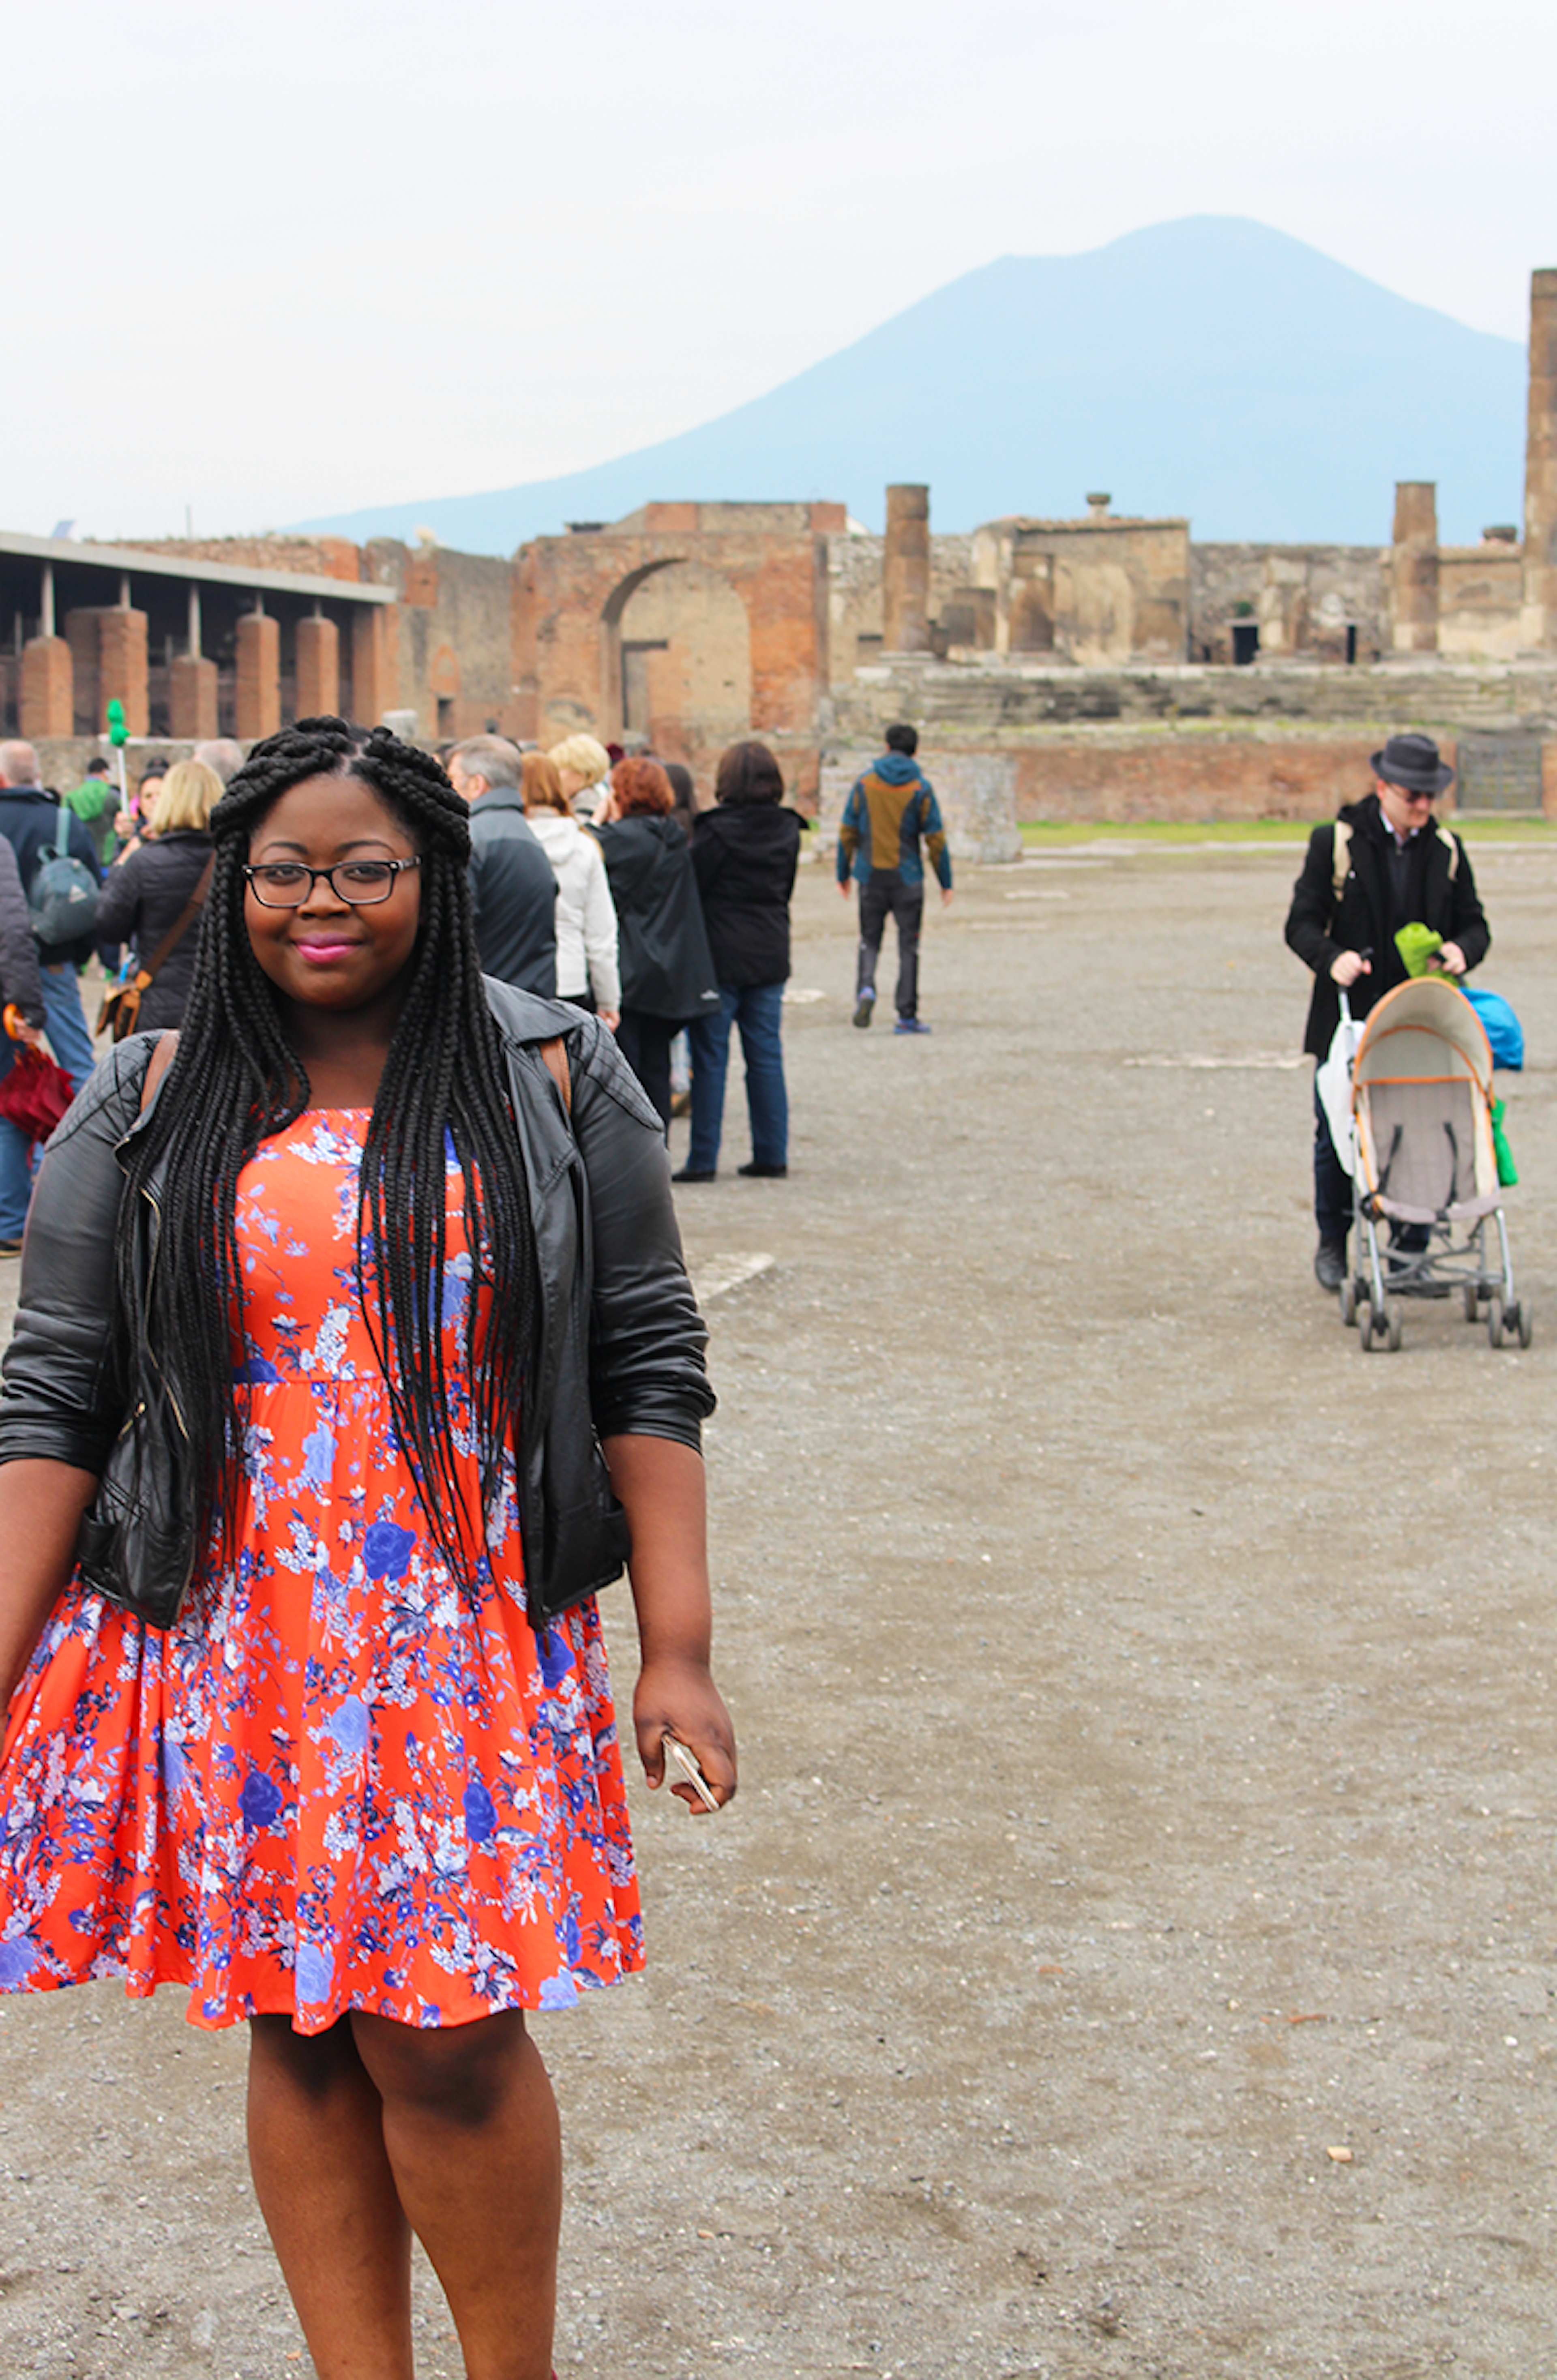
top-left (0, 1040), bottom-right (75, 1146)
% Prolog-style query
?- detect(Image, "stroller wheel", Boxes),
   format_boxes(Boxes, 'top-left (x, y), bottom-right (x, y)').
top-left (1462, 1283), bottom-right (1480, 1324)
top-left (1487, 1295), bottom-right (1505, 1349)
top-left (1340, 1278), bottom-right (1358, 1327)
top-left (1505, 1299), bottom-right (1533, 1351)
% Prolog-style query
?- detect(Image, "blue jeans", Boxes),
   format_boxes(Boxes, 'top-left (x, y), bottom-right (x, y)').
top-left (687, 981), bottom-right (788, 1173)
top-left (0, 962), bottom-right (97, 1238)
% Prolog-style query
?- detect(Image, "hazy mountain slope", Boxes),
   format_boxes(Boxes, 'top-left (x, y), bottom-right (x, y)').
top-left (296, 217), bottom-right (1525, 553)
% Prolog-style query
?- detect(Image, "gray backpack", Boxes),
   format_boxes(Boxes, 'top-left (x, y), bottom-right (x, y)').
top-left (28, 801), bottom-right (99, 947)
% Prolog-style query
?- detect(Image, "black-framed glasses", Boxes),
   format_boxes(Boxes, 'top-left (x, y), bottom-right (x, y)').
top-left (243, 857), bottom-right (422, 908)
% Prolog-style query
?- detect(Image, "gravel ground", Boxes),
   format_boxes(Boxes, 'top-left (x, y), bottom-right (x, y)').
top-left (0, 839), bottom-right (1553, 2379)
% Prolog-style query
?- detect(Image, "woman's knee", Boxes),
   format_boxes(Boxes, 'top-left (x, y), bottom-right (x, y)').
top-left (249, 2012), bottom-right (364, 2106)
top-left (350, 2008), bottom-right (532, 2130)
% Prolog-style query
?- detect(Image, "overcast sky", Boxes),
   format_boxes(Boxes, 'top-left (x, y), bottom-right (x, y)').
top-left (6, 0), bottom-right (1552, 540)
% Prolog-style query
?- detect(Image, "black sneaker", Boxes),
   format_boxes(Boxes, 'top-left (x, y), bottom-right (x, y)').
top-left (853, 993), bottom-right (875, 1028)
top-left (1314, 1237), bottom-right (1348, 1291)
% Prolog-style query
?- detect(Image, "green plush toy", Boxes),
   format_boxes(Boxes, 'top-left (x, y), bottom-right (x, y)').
top-left (1394, 922), bottom-right (1444, 977)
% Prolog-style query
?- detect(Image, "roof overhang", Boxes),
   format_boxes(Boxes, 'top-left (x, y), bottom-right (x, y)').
top-left (0, 529), bottom-right (394, 605)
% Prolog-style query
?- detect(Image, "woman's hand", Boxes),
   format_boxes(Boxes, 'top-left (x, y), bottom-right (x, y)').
top-left (603, 1431), bottom-right (736, 1815)
top-left (598, 1007), bottom-right (620, 1033)
top-left (634, 1653), bottom-right (737, 1812)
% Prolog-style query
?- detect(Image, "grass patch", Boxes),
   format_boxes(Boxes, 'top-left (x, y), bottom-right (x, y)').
top-left (1017, 815), bottom-right (1557, 848)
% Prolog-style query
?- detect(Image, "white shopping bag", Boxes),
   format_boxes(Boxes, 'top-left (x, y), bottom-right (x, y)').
top-left (1315, 997), bottom-right (1363, 1177)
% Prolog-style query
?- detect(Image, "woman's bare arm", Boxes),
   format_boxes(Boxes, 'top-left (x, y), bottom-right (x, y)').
top-left (602, 1432), bottom-right (736, 1813)
top-left (0, 1459), bottom-right (97, 1702)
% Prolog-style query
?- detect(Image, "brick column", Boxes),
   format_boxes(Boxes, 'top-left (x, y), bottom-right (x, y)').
top-left (352, 605), bottom-right (398, 723)
top-left (296, 614), bottom-right (340, 717)
top-left (1521, 267), bottom-right (1557, 652)
top-left (19, 637), bottom-right (73, 738)
top-left (236, 611), bottom-right (281, 740)
top-left (883, 483), bottom-right (931, 653)
top-left (99, 607), bottom-right (150, 735)
top-left (169, 656), bottom-right (219, 739)
top-left (1390, 482), bottom-right (1439, 654)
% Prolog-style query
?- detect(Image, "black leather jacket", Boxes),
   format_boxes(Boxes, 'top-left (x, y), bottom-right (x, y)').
top-left (0, 980), bottom-right (713, 1629)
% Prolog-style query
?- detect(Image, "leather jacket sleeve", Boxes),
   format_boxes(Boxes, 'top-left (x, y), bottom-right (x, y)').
top-left (0, 1037), bottom-right (151, 1474)
top-left (567, 1016), bottom-right (714, 1446)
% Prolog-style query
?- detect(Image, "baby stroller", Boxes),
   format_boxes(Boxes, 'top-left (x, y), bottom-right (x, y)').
top-left (1335, 976), bottom-right (1528, 1353)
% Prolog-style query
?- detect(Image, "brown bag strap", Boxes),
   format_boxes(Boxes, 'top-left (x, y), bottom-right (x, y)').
top-left (137, 854), bottom-right (214, 988)
top-left (538, 1035), bottom-right (572, 1114)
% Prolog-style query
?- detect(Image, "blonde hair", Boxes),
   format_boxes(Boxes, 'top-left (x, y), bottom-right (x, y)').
top-left (547, 733), bottom-right (610, 787)
top-left (521, 752), bottom-right (571, 816)
top-left (149, 759), bottom-right (223, 836)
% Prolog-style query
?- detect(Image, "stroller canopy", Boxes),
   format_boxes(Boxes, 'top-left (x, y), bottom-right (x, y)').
top-left (1354, 975), bottom-right (1494, 1100)
top-left (1353, 977), bottom-right (1499, 1223)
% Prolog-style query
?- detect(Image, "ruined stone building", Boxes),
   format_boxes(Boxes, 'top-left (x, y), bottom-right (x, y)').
top-left (4, 270), bottom-right (1553, 847)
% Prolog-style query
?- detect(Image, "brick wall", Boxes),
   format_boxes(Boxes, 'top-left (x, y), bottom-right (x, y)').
top-left (118, 535), bottom-right (362, 582)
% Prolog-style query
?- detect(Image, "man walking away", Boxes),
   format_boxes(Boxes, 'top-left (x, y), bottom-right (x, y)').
top-left (837, 723), bottom-right (952, 1034)
top-left (0, 739), bottom-right (103, 1248)
top-left (446, 735), bottom-right (558, 998)
top-left (1285, 733), bottom-right (1489, 1292)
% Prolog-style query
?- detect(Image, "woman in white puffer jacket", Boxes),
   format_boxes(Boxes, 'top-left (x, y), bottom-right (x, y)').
top-left (522, 752), bottom-right (622, 1025)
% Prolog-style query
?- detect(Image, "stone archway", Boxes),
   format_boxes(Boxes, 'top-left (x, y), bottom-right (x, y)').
top-left (604, 559), bottom-right (753, 763)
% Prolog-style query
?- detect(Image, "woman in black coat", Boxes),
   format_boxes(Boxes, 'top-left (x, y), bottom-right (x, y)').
top-left (588, 757), bottom-right (717, 1129)
top-left (674, 741), bottom-right (802, 1182)
top-left (94, 758), bottom-right (220, 1031)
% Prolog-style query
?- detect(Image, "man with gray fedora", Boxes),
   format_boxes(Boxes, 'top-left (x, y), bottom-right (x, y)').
top-left (1285, 733), bottom-right (1491, 1291)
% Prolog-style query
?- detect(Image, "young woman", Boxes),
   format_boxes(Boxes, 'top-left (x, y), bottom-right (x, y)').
top-left (93, 755), bottom-right (222, 1030)
top-left (674, 740), bottom-right (802, 1183)
top-left (587, 757), bottom-right (717, 1130)
top-left (0, 718), bottom-right (735, 2380)
top-left (520, 750), bottom-right (621, 1025)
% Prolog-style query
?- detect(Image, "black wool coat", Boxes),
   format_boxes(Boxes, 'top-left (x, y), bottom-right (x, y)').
top-left (589, 815), bottom-right (718, 1023)
top-left (93, 830), bottom-right (213, 1031)
top-left (1285, 793), bottom-right (1491, 1058)
top-left (690, 804), bottom-right (802, 989)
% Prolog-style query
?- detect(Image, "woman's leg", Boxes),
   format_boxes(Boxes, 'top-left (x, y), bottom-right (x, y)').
top-left (616, 1009), bottom-right (672, 1131)
top-left (685, 991), bottom-right (736, 1173)
top-left (247, 2015), bottom-right (414, 2380)
top-left (736, 981), bottom-right (789, 1167)
top-left (350, 2008), bottom-right (562, 2380)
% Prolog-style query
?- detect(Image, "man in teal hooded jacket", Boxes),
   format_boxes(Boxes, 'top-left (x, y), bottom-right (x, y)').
top-left (836, 724), bottom-right (952, 1034)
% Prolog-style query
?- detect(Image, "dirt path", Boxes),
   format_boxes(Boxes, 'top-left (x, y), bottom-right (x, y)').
top-left (1, 841), bottom-right (1553, 2378)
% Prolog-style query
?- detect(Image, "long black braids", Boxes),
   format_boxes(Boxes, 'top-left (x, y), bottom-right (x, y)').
top-left (116, 716), bottom-right (538, 1588)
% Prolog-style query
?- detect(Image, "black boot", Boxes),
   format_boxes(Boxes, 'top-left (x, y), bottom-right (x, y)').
top-left (1314, 1237), bottom-right (1348, 1292)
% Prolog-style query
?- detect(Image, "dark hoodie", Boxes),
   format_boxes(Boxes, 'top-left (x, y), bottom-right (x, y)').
top-left (836, 750), bottom-right (951, 889)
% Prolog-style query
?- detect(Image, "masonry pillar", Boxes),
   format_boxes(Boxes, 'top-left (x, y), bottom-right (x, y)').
top-left (1390, 481), bottom-right (1439, 654)
top-left (169, 656), bottom-right (219, 738)
top-left (352, 605), bottom-right (397, 723)
top-left (296, 612), bottom-right (340, 718)
top-left (169, 583), bottom-right (218, 738)
top-left (19, 638), bottom-right (72, 738)
top-left (883, 483), bottom-right (932, 654)
top-left (236, 609), bottom-right (281, 740)
top-left (99, 605), bottom-right (150, 735)
top-left (1521, 268), bottom-right (1557, 651)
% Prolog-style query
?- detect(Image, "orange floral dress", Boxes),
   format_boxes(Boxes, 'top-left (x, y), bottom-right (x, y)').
top-left (0, 1109), bottom-right (643, 2032)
